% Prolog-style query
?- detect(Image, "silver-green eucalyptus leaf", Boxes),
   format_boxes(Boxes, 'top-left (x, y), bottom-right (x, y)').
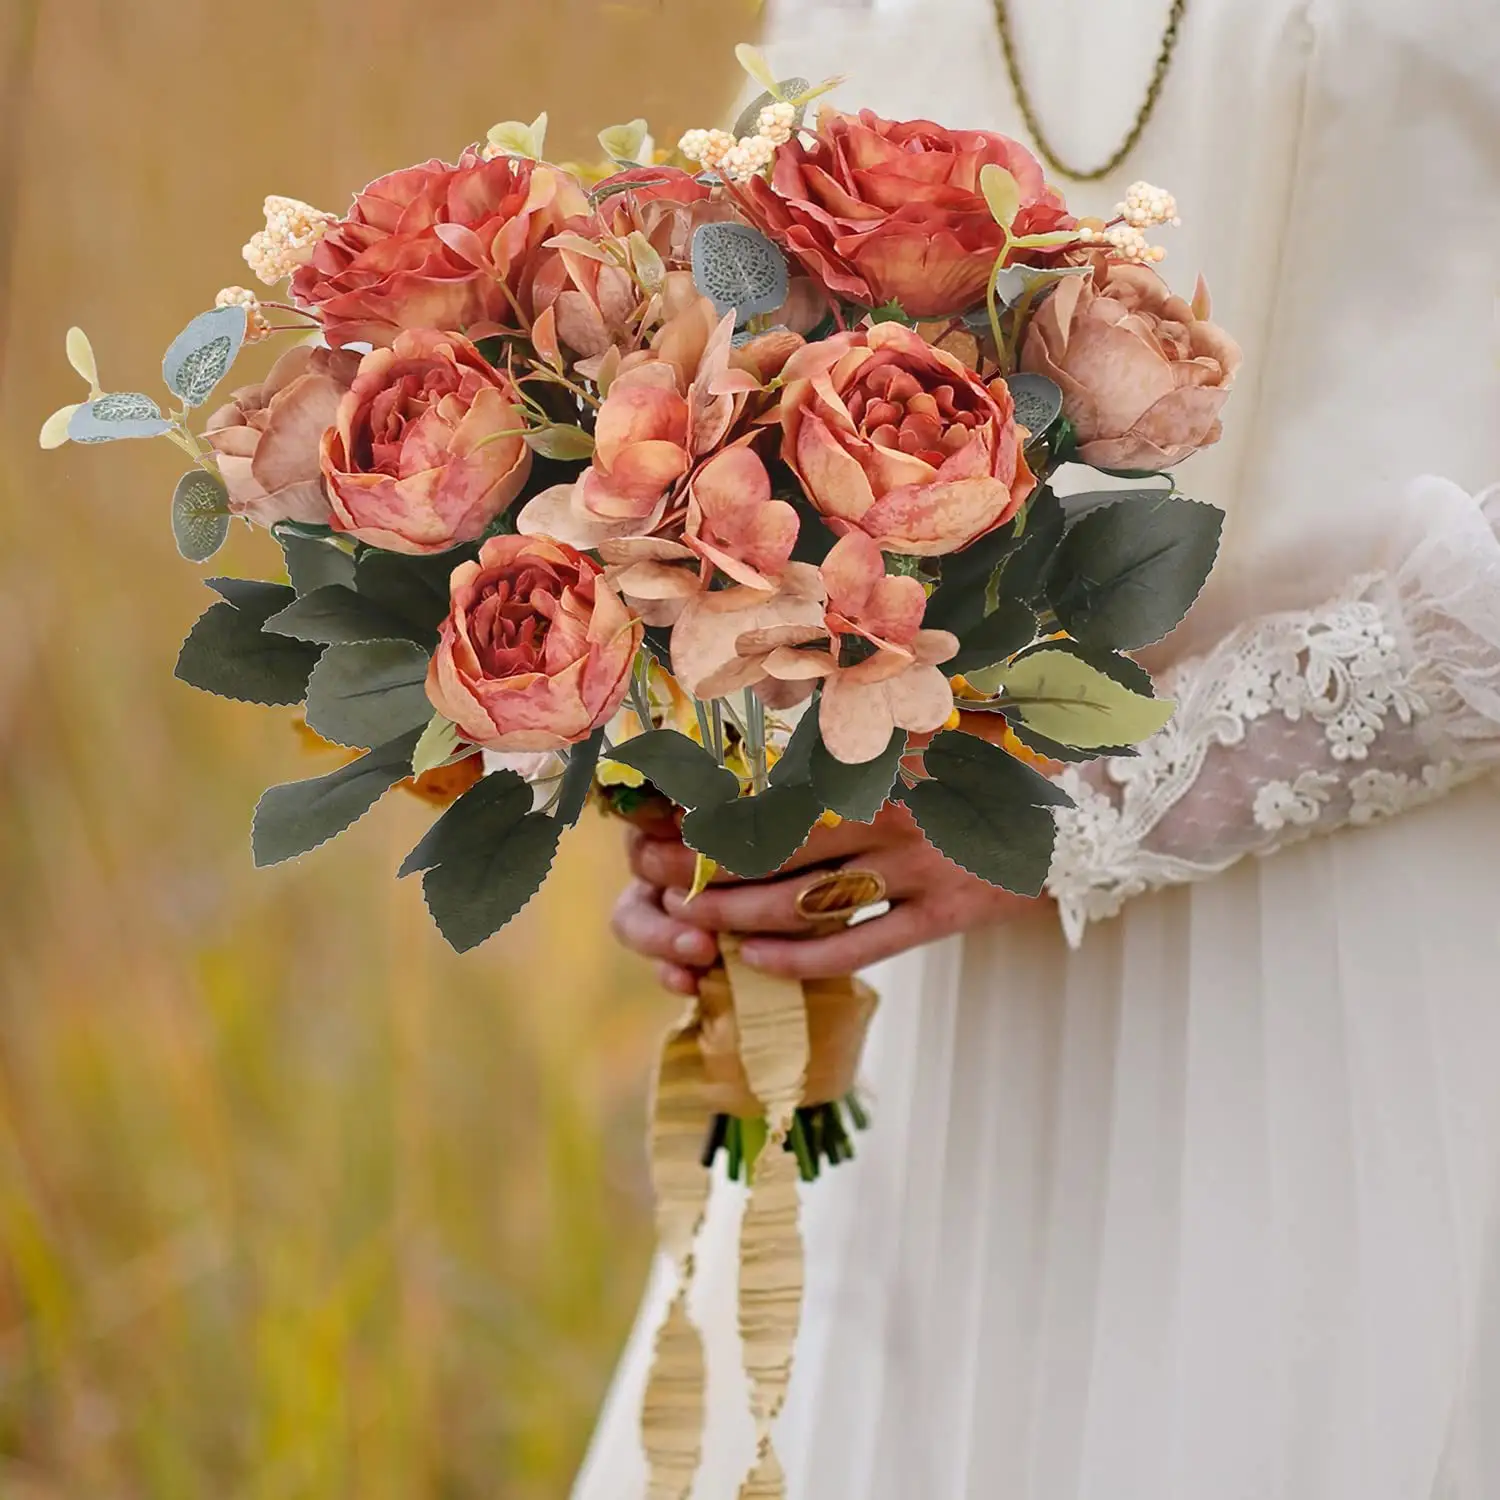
top-left (691, 222), bottom-right (788, 323)
top-left (1005, 373), bottom-right (1064, 440)
top-left (162, 305), bottom-right (247, 407)
top-left (68, 393), bottom-right (173, 442)
top-left (171, 469), bottom-right (231, 562)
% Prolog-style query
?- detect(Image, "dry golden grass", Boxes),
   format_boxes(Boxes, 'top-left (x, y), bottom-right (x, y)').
top-left (0, 3), bottom-right (755, 1493)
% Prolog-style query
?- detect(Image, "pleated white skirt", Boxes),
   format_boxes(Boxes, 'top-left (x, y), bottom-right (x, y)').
top-left (575, 774), bottom-right (1500, 1500)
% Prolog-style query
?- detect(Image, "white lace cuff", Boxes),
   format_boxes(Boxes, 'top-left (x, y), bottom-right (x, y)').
top-left (1046, 478), bottom-right (1500, 947)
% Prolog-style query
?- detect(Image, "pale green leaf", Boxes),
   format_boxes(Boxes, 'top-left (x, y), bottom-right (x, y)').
top-left (1008, 229), bottom-right (1082, 249)
top-left (1000, 648), bottom-right (1176, 748)
top-left (626, 230), bottom-right (665, 293)
top-left (411, 713), bottom-right (464, 777)
top-left (598, 118), bottom-right (649, 164)
top-left (486, 118), bottom-right (543, 159)
top-left (38, 403), bottom-right (81, 449)
top-left (734, 42), bottom-right (780, 94)
top-left (979, 164), bottom-right (1022, 230)
top-left (523, 424), bottom-right (595, 461)
top-left (66, 327), bottom-right (99, 390)
top-left (529, 111), bottom-right (549, 158)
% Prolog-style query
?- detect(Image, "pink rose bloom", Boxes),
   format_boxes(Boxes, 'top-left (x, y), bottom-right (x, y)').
top-left (763, 533), bottom-right (959, 763)
top-left (426, 535), bottom-right (642, 751)
top-left (203, 345), bottom-right (358, 527)
top-left (742, 110), bottom-right (1072, 317)
top-left (291, 149), bottom-right (592, 348)
top-left (320, 331), bottom-right (531, 555)
top-left (778, 321), bottom-right (1035, 556)
top-left (1019, 256), bottom-right (1243, 470)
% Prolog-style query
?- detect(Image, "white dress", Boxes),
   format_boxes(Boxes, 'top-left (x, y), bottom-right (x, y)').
top-left (576, 1), bottom-right (1500, 1496)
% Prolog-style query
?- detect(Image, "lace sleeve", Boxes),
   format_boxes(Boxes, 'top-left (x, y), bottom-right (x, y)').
top-left (1046, 479), bottom-right (1500, 948)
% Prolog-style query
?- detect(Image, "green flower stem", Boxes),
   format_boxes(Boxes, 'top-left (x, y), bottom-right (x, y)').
top-left (788, 1113), bottom-right (818, 1181)
top-left (628, 653), bottom-right (654, 733)
top-left (694, 701), bottom-right (719, 763)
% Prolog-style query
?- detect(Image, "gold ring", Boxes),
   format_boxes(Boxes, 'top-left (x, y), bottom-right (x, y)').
top-left (794, 868), bottom-right (889, 927)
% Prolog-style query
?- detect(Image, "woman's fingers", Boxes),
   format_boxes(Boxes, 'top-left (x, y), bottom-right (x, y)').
top-left (736, 900), bottom-right (938, 980)
top-left (655, 961), bottom-right (702, 997)
top-left (627, 829), bottom-right (701, 890)
top-left (610, 879), bottom-right (719, 968)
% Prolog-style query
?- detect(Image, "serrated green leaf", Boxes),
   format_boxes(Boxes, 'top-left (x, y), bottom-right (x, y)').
top-left (810, 728), bottom-right (905, 822)
top-left (555, 727), bottom-right (605, 825)
top-left (397, 771), bottom-right (560, 952)
top-left (948, 595), bottom-right (1036, 675)
top-left (768, 704), bottom-right (821, 788)
top-left (162, 306), bottom-right (246, 407)
top-left (204, 577), bottom-right (291, 612)
top-left (606, 729), bottom-right (739, 810)
top-left (896, 730), bottom-right (1070, 896)
top-left (691, 222), bottom-right (788, 323)
top-left (262, 584), bottom-right (423, 646)
top-left (868, 299), bottom-right (913, 325)
top-left (175, 597), bottom-right (322, 706)
top-left (998, 484), bottom-right (1066, 606)
top-left (979, 163), bottom-right (1022, 229)
top-left (354, 550), bottom-right (457, 644)
top-left (681, 782), bottom-right (822, 877)
top-left (304, 640), bottom-right (433, 749)
top-left (1049, 493), bottom-right (1224, 649)
top-left (252, 726), bottom-right (423, 867)
top-left (924, 520), bottom-right (1023, 637)
top-left (171, 470), bottom-right (230, 563)
top-left (411, 714), bottom-right (464, 777)
top-left (278, 531), bottom-right (356, 594)
top-left (998, 647), bottom-right (1175, 748)
top-left (38, 403), bottom-right (81, 449)
top-left (598, 117), bottom-right (649, 163)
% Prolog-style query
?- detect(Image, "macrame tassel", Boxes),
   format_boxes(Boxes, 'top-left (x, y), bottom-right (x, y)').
top-left (641, 1002), bottom-right (714, 1500)
top-left (738, 1435), bottom-right (787, 1499)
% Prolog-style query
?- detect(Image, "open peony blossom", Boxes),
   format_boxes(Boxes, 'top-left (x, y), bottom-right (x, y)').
top-left (517, 281), bottom-right (790, 549)
top-left (320, 330), bottom-right (531, 555)
top-left (426, 535), bottom-right (642, 751)
top-left (778, 320), bottom-right (1034, 556)
top-left (742, 109), bottom-right (1072, 318)
top-left (204, 345), bottom-right (359, 527)
top-left (1019, 255), bottom-right (1243, 470)
top-left (762, 533), bottom-right (959, 763)
top-left (290, 149), bottom-right (592, 348)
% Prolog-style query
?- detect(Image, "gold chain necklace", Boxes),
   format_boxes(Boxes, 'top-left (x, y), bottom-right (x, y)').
top-left (991, 0), bottom-right (1190, 182)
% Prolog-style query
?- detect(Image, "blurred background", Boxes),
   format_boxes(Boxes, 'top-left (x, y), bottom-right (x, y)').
top-left (0, 3), bottom-right (758, 1494)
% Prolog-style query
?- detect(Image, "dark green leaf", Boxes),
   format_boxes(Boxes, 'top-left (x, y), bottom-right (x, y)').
top-left (924, 521), bottom-right (1023, 636)
top-left (556, 728), bottom-right (605, 826)
top-left (304, 640), bottom-right (433, 749)
top-left (681, 782), bottom-right (823, 877)
top-left (1001, 718), bottom-right (1133, 764)
top-left (998, 484), bottom-right (1066, 606)
top-left (869, 299), bottom-right (913, 325)
top-left (606, 729), bottom-right (739, 810)
top-left (263, 584), bottom-right (425, 646)
top-left (810, 729), bottom-right (905, 822)
top-left (279, 531), bottom-right (355, 594)
top-left (1049, 493), bottom-right (1223, 649)
top-left (354, 550), bottom-right (463, 645)
top-left (639, 623), bottom-right (674, 669)
top-left (768, 704), bottom-right (821, 788)
top-left (788, 500), bottom-right (839, 566)
top-left (397, 771), bottom-right (560, 952)
top-left (175, 598), bottom-right (321, 706)
top-left (895, 730), bottom-right (1071, 896)
top-left (1013, 636), bottom-right (1154, 695)
top-left (171, 470), bottom-right (230, 562)
top-left (205, 578), bottom-right (295, 613)
top-left (251, 726), bottom-right (422, 866)
top-left (948, 596), bottom-right (1037, 675)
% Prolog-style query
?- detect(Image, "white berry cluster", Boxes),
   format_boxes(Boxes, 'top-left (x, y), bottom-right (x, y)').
top-left (1116, 180), bottom-right (1181, 229)
top-left (1077, 222), bottom-right (1167, 264)
top-left (214, 285), bottom-right (272, 343)
top-left (679, 100), bottom-right (799, 182)
top-left (242, 195), bottom-right (336, 286)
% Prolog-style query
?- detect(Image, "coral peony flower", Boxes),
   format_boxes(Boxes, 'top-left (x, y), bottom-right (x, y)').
top-left (426, 535), bottom-right (642, 751)
top-left (291, 149), bottom-right (592, 348)
top-left (762, 533), bottom-right (960, 763)
top-left (204, 345), bottom-right (359, 528)
top-left (742, 109), bottom-right (1072, 318)
top-left (320, 330), bottom-right (531, 555)
top-left (778, 320), bottom-right (1034, 556)
top-left (1019, 256), bottom-right (1242, 470)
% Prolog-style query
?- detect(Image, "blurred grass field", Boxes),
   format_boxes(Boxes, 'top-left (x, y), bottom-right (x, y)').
top-left (0, 3), bottom-right (755, 1494)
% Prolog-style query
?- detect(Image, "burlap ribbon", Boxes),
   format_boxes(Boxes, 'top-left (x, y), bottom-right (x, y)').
top-left (639, 932), bottom-right (878, 1500)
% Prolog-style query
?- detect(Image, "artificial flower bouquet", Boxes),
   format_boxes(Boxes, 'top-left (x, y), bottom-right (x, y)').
top-left (46, 47), bottom-right (1238, 1495)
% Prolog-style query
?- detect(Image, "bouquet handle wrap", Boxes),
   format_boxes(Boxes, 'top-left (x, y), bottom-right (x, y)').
top-left (640, 878), bottom-right (881, 1500)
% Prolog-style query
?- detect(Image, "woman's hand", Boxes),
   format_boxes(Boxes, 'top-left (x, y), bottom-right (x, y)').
top-left (610, 804), bottom-right (1046, 994)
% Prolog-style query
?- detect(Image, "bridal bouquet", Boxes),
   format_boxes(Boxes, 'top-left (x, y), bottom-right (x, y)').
top-left (45, 46), bottom-right (1237, 1495)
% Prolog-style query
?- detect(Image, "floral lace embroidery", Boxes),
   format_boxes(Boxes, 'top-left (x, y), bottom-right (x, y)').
top-left (1047, 595), bottom-right (1446, 947)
